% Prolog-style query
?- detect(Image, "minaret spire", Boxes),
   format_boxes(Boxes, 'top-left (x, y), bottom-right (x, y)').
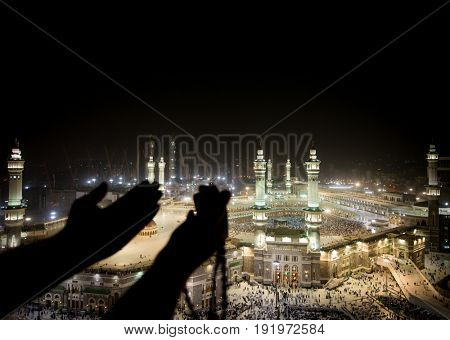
top-left (426, 144), bottom-right (440, 251)
top-left (253, 148), bottom-right (268, 225)
top-left (3, 141), bottom-right (26, 248)
top-left (285, 158), bottom-right (292, 194)
top-left (147, 156), bottom-right (156, 183)
top-left (158, 157), bottom-right (166, 193)
top-left (267, 159), bottom-right (273, 194)
top-left (303, 144), bottom-right (322, 251)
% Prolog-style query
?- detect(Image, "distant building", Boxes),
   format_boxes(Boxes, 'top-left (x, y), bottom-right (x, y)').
top-left (382, 192), bottom-right (416, 204)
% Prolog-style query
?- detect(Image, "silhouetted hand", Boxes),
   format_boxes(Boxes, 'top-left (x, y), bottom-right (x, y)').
top-left (165, 185), bottom-right (231, 277)
top-left (58, 180), bottom-right (162, 267)
top-left (105, 185), bottom-right (231, 320)
top-left (0, 181), bottom-right (162, 319)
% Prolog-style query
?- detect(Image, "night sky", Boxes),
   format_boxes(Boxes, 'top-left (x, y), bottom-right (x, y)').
top-left (0, 2), bottom-right (448, 178)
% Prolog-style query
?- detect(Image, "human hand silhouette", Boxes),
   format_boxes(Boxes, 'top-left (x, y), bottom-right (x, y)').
top-left (59, 180), bottom-right (162, 267)
top-left (105, 185), bottom-right (230, 320)
top-left (165, 185), bottom-right (230, 276)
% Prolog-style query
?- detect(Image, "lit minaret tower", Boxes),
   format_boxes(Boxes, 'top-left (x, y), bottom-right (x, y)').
top-left (158, 157), bottom-right (166, 192)
top-left (303, 145), bottom-right (322, 251)
top-left (267, 159), bottom-right (273, 194)
top-left (252, 149), bottom-right (268, 225)
top-left (147, 156), bottom-right (156, 183)
top-left (426, 144), bottom-right (440, 252)
top-left (169, 137), bottom-right (176, 180)
top-left (2, 141), bottom-right (26, 248)
top-left (285, 159), bottom-right (292, 194)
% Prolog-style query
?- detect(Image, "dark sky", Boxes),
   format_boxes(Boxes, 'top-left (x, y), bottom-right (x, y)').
top-left (0, 2), bottom-right (448, 174)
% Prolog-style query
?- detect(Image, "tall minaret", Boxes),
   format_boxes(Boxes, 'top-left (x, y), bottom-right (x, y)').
top-left (253, 149), bottom-right (268, 225)
top-left (267, 159), bottom-right (273, 194)
top-left (3, 142), bottom-right (26, 248)
top-left (169, 137), bottom-right (176, 180)
top-left (426, 144), bottom-right (440, 252)
top-left (147, 156), bottom-right (156, 183)
top-left (158, 157), bottom-right (166, 192)
top-left (303, 145), bottom-right (322, 251)
top-left (285, 159), bottom-right (292, 194)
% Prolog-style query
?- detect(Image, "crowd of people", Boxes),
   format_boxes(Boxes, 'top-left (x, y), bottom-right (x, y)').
top-left (227, 205), bottom-right (370, 242)
top-left (9, 304), bottom-right (99, 320)
top-left (377, 295), bottom-right (443, 320)
top-left (286, 306), bottom-right (350, 320)
top-left (218, 267), bottom-right (444, 320)
top-left (324, 207), bottom-right (359, 220)
top-left (423, 253), bottom-right (450, 284)
top-left (321, 215), bottom-right (369, 238)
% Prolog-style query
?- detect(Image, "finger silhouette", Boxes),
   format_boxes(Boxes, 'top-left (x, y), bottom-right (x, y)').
top-left (82, 182), bottom-right (108, 205)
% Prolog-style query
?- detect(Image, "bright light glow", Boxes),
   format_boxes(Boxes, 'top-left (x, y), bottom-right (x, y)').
top-left (328, 185), bottom-right (353, 190)
top-left (355, 182), bottom-right (361, 187)
top-left (409, 188), bottom-right (413, 191)
top-left (25, 217), bottom-right (31, 221)
top-left (50, 211), bottom-right (56, 215)
top-left (324, 209), bottom-right (331, 214)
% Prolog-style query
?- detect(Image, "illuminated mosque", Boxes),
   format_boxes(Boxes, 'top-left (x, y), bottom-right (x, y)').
top-left (0, 141), bottom-right (444, 313)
